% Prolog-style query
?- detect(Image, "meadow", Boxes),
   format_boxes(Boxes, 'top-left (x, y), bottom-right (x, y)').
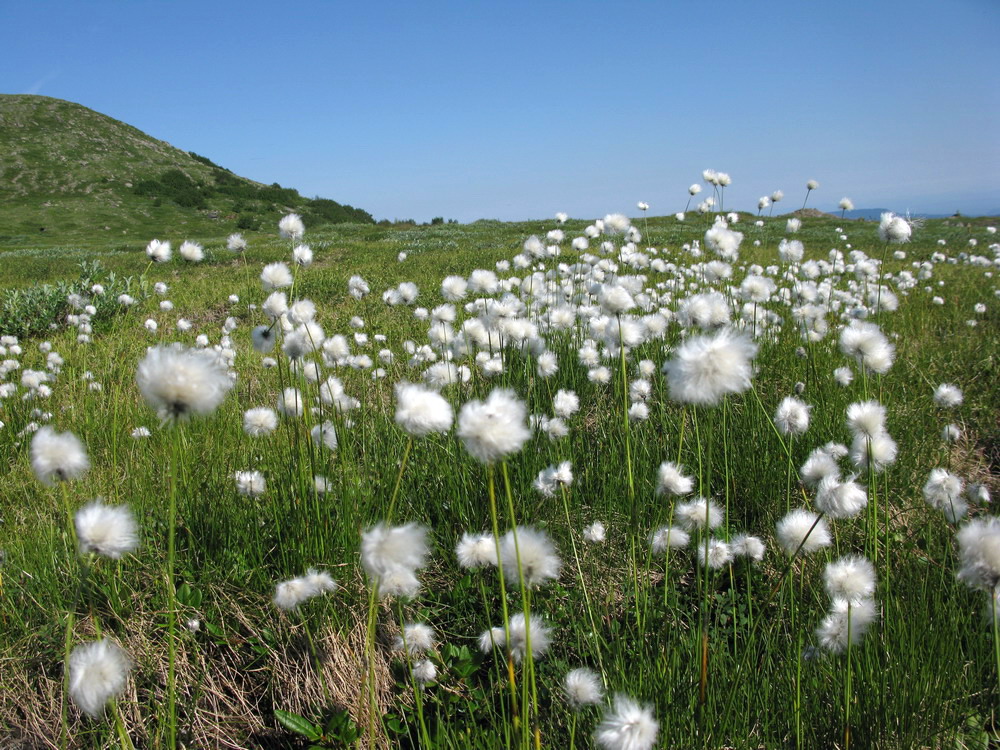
top-left (0, 202), bottom-right (997, 749)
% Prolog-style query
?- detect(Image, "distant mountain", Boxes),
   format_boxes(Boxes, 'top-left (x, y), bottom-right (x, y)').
top-left (840, 208), bottom-right (891, 221)
top-left (841, 208), bottom-right (999, 221)
top-left (0, 95), bottom-right (373, 243)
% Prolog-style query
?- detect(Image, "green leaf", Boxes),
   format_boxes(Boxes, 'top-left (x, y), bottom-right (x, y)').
top-left (274, 709), bottom-right (321, 740)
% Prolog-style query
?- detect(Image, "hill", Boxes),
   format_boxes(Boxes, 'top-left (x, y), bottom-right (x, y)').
top-left (0, 95), bottom-right (373, 245)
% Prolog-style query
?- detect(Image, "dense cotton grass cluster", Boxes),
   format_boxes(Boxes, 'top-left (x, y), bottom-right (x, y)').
top-left (3, 202), bottom-right (998, 749)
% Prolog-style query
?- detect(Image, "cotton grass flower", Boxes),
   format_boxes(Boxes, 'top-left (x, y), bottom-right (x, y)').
top-left (923, 469), bottom-right (966, 521)
top-left (656, 461), bottom-right (694, 496)
top-left (533, 462), bottom-right (574, 498)
top-left (800, 446), bottom-right (841, 488)
top-left (273, 568), bottom-right (337, 610)
top-left (278, 213), bottom-right (305, 240)
top-left (650, 526), bottom-right (690, 552)
top-left (846, 400), bottom-right (886, 439)
top-left (564, 667), bottom-right (604, 708)
top-left (776, 509), bottom-right (831, 556)
top-left (730, 534), bottom-right (766, 561)
top-left (824, 555), bottom-right (876, 601)
top-left (933, 383), bottom-right (963, 408)
top-left (583, 521), bottom-right (606, 543)
top-left (277, 388), bottom-right (304, 417)
top-left (260, 262), bottom-right (293, 290)
top-left (361, 522), bottom-right (429, 597)
top-left (311, 421), bottom-right (338, 451)
top-left (136, 345), bottom-right (233, 422)
top-left (594, 694), bottom-right (659, 750)
top-left (394, 382), bottom-right (453, 437)
top-left (662, 328), bottom-right (758, 406)
top-left (292, 244), bottom-right (313, 266)
top-left (457, 389), bottom-right (531, 464)
top-left (234, 470), bottom-right (266, 497)
top-left (243, 407), bottom-right (278, 436)
top-left (30, 426), bottom-right (89, 486)
top-left (178, 240), bottom-right (203, 262)
top-left (816, 598), bottom-right (879, 654)
top-left (504, 612), bottom-right (552, 662)
top-left (814, 475), bottom-right (868, 519)
top-left (479, 627), bottom-right (506, 653)
top-left (849, 432), bottom-right (898, 473)
top-left (675, 497), bottom-right (723, 531)
top-left (68, 639), bottom-right (131, 718)
top-left (553, 389), bottom-right (580, 418)
top-left (955, 516), bottom-right (1000, 591)
top-left (411, 659), bottom-right (437, 684)
top-left (145, 239), bottom-right (171, 263)
top-left (698, 538), bottom-right (734, 569)
top-left (394, 623), bottom-right (436, 655)
top-left (455, 532), bottom-right (498, 568)
top-left (75, 501), bottom-right (138, 559)
top-left (774, 396), bottom-right (811, 436)
top-left (878, 212), bottom-right (912, 243)
top-left (499, 526), bottom-right (561, 588)
top-left (226, 233), bottom-right (247, 252)
top-left (839, 320), bottom-right (895, 374)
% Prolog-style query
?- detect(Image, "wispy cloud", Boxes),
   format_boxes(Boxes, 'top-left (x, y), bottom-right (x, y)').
top-left (23, 70), bottom-right (60, 95)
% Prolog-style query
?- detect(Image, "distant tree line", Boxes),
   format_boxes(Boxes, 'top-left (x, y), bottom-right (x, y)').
top-left (132, 157), bottom-right (374, 228)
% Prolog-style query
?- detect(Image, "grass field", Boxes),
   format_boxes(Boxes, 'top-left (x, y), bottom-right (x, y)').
top-left (1, 210), bottom-right (998, 749)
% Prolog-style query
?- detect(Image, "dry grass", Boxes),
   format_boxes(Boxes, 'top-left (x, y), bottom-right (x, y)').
top-left (1, 589), bottom-right (395, 749)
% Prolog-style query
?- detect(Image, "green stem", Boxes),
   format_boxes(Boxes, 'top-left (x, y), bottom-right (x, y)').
top-left (386, 435), bottom-right (414, 523)
top-left (501, 462), bottom-right (538, 750)
top-left (487, 465), bottom-right (519, 741)
top-left (166, 424), bottom-right (183, 748)
top-left (559, 485), bottom-right (606, 682)
top-left (845, 600), bottom-right (853, 750)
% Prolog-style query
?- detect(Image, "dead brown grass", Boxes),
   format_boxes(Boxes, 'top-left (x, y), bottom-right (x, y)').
top-left (1, 586), bottom-right (395, 749)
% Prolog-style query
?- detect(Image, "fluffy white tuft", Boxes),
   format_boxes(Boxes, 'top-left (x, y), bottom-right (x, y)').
top-left (75, 501), bottom-right (139, 559)
top-left (594, 694), bottom-right (660, 750)
top-left (30, 426), bottom-right (90, 486)
top-left (662, 328), bottom-right (758, 406)
top-left (394, 382), bottom-right (454, 437)
top-left (564, 667), bottom-right (604, 708)
top-left (68, 640), bottom-right (131, 717)
top-left (457, 389), bottom-right (532, 464)
top-left (499, 526), bottom-right (561, 588)
top-left (776, 509), bottom-right (831, 556)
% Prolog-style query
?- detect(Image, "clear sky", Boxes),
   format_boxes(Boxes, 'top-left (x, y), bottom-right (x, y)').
top-left (2, 0), bottom-right (998, 222)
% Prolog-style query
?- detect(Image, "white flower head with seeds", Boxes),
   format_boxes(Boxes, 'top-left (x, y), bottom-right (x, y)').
top-left (30, 426), bottom-right (90, 486)
top-left (68, 640), bottom-right (131, 718)
top-left (136, 345), bottom-right (233, 422)
top-left (457, 389), bottom-right (531, 464)
top-left (75, 501), bottom-right (138, 559)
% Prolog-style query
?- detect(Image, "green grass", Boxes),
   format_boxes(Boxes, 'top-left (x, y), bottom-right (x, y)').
top-left (0, 212), bottom-right (997, 748)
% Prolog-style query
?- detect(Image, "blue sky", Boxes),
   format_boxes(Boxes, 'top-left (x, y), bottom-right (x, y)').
top-left (2, 0), bottom-right (998, 222)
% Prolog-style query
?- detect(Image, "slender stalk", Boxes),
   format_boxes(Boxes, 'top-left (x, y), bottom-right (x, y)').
top-left (617, 315), bottom-right (635, 508)
top-left (487, 465), bottom-right (519, 743)
top-left (394, 603), bottom-right (432, 748)
top-left (386, 435), bottom-right (414, 523)
top-left (559, 485), bottom-right (606, 680)
top-left (501, 462), bottom-right (539, 750)
top-left (845, 600), bottom-right (853, 750)
top-left (993, 590), bottom-right (1000, 712)
top-left (166, 424), bottom-right (183, 748)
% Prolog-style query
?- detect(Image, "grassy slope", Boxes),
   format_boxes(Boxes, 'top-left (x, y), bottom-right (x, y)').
top-left (0, 95), bottom-right (371, 247)
top-left (0, 214), bottom-right (997, 747)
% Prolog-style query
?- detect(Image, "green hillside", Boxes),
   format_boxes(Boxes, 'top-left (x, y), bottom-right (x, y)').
top-left (0, 94), bottom-right (373, 245)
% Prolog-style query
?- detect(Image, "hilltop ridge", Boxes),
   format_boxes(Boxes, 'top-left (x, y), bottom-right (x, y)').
top-left (0, 94), bottom-right (372, 243)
